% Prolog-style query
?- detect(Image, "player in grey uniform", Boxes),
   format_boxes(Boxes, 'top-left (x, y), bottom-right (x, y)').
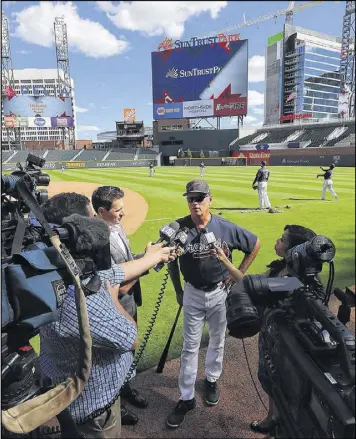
top-left (149, 162), bottom-right (155, 177)
top-left (317, 163), bottom-right (338, 200)
top-left (200, 161), bottom-right (205, 177)
top-left (166, 179), bottom-right (260, 428)
top-left (252, 161), bottom-right (271, 210)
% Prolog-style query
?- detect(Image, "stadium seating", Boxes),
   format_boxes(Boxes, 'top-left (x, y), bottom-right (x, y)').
top-left (1, 151), bottom-right (15, 163)
top-left (75, 150), bottom-right (108, 161)
top-left (232, 120), bottom-right (355, 149)
top-left (44, 150), bottom-right (77, 161)
top-left (105, 149), bottom-right (137, 161)
top-left (136, 148), bottom-right (158, 159)
top-left (7, 150), bottom-right (46, 163)
top-left (326, 124), bottom-right (355, 147)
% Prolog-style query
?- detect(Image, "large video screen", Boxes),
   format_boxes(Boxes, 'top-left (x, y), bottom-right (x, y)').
top-left (3, 95), bottom-right (73, 117)
top-left (151, 39), bottom-right (248, 119)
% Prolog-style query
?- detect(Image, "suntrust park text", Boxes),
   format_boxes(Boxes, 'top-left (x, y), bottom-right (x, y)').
top-left (173, 33), bottom-right (240, 49)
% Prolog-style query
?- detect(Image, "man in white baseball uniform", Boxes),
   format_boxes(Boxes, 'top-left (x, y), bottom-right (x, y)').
top-left (252, 161), bottom-right (271, 210)
top-left (166, 180), bottom-right (260, 428)
top-left (317, 163), bottom-right (338, 200)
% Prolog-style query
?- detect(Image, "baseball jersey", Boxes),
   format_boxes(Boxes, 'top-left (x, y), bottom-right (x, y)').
top-left (176, 214), bottom-right (257, 288)
top-left (200, 162), bottom-right (205, 168)
top-left (255, 167), bottom-right (270, 182)
top-left (323, 169), bottom-right (333, 180)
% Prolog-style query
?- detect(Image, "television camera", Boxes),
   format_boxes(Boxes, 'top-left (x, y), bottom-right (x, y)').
top-left (226, 235), bottom-right (355, 438)
top-left (2, 154), bottom-right (93, 438)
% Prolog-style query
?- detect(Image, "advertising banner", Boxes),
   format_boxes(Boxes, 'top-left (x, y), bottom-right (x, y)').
top-left (232, 151), bottom-right (270, 159)
top-left (183, 100), bottom-right (213, 118)
top-left (28, 117), bottom-right (52, 128)
top-left (280, 113), bottom-right (312, 121)
top-left (123, 108), bottom-right (136, 122)
top-left (152, 38), bottom-right (248, 119)
top-left (153, 102), bottom-right (183, 119)
top-left (51, 117), bottom-right (74, 128)
top-left (213, 95), bottom-right (247, 116)
top-left (3, 95), bottom-right (73, 117)
top-left (4, 116), bottom-right (17, 128)
top-left (18, 117), bottom-right (29, 128)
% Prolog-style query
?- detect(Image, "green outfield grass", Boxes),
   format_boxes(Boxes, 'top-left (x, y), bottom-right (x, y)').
top-left (30, 165), bottom-right (355, 370)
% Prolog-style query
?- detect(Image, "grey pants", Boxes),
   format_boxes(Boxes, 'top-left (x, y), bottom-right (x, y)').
top-left (77, 398), bottom-right (121, 438)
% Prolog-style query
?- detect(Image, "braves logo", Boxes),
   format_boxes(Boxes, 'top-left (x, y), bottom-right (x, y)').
top-left (157, 37), bottom-right (173, 51)
top-left (166, 68), bottom-right (178, 79)
top-left (184, 238), bottom-right (230, 259)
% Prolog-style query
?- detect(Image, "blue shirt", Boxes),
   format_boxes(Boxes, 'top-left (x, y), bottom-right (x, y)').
top-left (176, 214), bottom-right (258, 288)
top-left (40, 264), bottom-right (137, 422)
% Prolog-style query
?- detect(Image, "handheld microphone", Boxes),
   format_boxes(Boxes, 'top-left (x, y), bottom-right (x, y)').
top-left (200, 228), bottom-right (217, 248)
top-left (174, 227), bottom-right (189, 256)
top-left (154, 221), bottom-right (180, 245)
top-left (153, 223), bottom-right (185, 272)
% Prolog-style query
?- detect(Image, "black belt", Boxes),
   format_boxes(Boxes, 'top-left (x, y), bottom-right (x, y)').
top-left (190, 283), bottom-right (221, 292)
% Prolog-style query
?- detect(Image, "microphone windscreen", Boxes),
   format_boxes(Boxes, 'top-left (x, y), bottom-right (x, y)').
top-left (61, 214), bottom-right (110, 254)
top-left (169, 221), bottom-right (180, 231)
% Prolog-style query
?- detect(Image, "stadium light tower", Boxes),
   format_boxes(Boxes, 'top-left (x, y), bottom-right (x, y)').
top-left (339, 1), bottom-right (355, 118)
top-left (2, 12), bottom-right (21, 150)
top-left (1, 12), bottom-right (14, 93)
top-left (54, 16), bottom-right (75, 149)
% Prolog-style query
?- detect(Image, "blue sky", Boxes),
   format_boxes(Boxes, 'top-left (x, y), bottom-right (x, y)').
top-left (3, 1), bottom-right (346, 140)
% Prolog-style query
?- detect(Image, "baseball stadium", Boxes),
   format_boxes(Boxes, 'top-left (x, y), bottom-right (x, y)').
top-left (1, 2), bottom-right (355, 438)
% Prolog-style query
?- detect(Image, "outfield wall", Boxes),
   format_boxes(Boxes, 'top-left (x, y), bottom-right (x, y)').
top-left (1, 159), bottom-right (155, 172)
top-left (270, 146), bottom-right (355, 167)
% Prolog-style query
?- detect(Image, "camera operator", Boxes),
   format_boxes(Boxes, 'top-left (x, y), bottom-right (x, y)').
top-left (40, 192), bottom-right (176, 438)
top-left (92, 186), bottom-right (148, 426)
top-left (212, 224), bottom-right (323, 437)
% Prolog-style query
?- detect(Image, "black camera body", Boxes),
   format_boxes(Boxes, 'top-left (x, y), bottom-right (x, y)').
top-left (226, 236), bottom-right (355, 438)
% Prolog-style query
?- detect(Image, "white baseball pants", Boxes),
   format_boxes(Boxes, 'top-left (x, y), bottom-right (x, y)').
top-left (322, 179), bottom-right (338, 200)
top-left (200, 168), bottom-right (205, 177)
top-left (258, 181), bottom-right (271, 209)
top-left (179, 282), bottom-right (227, 401)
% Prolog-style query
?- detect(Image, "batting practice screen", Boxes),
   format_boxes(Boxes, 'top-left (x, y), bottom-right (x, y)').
top-left (151, 39), bottom-right (248, 119)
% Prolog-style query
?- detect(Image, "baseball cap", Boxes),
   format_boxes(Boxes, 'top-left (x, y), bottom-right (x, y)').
top-left (183, 179), bottom-right (210, 196)
top-left (261, 161), bottom-right (266, 166)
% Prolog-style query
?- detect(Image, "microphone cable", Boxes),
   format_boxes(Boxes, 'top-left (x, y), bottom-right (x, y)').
top-left (241, 338), bottom-right (268, 413)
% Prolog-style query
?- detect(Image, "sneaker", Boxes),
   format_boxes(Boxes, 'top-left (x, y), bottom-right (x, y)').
top-left (204, 378), bottom-right (220, 405)
top-left (167, 398), bottom-right (196, 428)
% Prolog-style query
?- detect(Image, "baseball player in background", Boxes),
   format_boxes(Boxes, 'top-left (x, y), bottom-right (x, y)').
top-left (200, 161), bottom-right (205, 177)
top-left (149, 162), bottom-right (155, 177)
top-left (166, 179), bottom-right (260, 429)
top-left (252, 161), bottom-right (271, 210)
top-left (317, 163), bottom-right (338, 200)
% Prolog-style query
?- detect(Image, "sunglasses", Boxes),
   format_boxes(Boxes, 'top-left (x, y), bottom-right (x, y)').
top-left (187, 194), bottom-right (208, 203)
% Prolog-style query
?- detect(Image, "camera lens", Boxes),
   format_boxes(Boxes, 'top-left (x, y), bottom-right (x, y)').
top-left (226, 281), bottom-right (261, 339)
top-left (36, 174), bottom-right (50, 186)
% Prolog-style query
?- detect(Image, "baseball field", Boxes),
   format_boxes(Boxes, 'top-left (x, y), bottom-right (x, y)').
top-left (30, 165), bottom-right (355, 370)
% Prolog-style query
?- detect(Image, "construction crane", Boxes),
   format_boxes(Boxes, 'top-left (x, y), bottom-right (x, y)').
top-left (199, 1), bottom-right (325, 39)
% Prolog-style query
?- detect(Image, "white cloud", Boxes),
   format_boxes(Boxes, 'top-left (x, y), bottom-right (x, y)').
top-left (74, 105), bottom-right (88, 113)
top-left (96, 1), bottom-right (228, 39)
top-left (101, 106), bottom-right (110, 110)
top-left (248, 55), bottom-right (265, 83)
top-left (16, 49), bottom-right (31, 55)
top-left (13, 2), bottom-right (128, 58)
top-left (248, 90), bottom-right (264, 107)
top-left (78, 125), bottom-right (100, 132)
top-left (252, 107), bottom-right (264, 115)
top-left (88, 102), bottom-right (96, 108)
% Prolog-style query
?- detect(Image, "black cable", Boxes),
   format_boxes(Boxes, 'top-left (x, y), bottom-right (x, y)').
top-left (325, 261), bottom-right (335, 305)
top-left (241, 338), bottom-right (268, 412)
top-left (77, 266), bottom-right (171, 424)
